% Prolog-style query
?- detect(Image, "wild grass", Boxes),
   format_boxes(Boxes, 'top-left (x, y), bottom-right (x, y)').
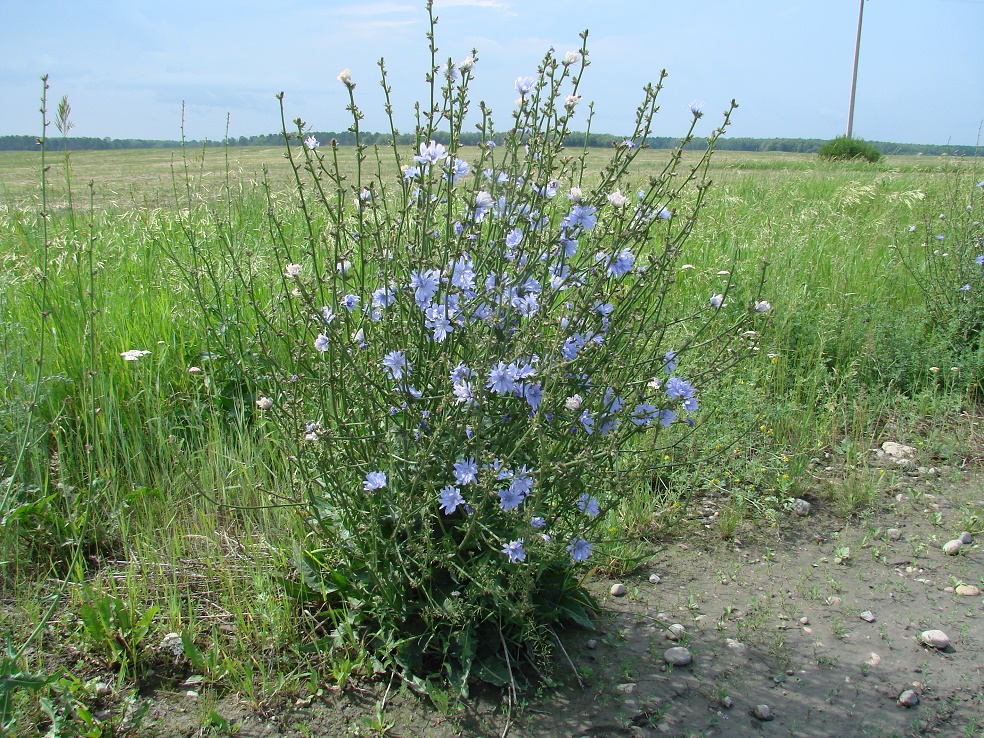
top-left (0, 140), bottom-right (980, 733)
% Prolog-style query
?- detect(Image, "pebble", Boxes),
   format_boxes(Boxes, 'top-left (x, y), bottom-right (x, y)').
top-left (919, 630), bottom-right (950, 650)
top-left (881, 441), bottom-right (916, 457)
top-left (959, 531), bottom-right (974, 545)
top-left (611, 583), bottom-right (628, 597)
top-left (663, 647), bottom-right (692, 666)
top-left (615, 682), bottom-right (636, 694)
top-left (665, 624), bottom-right (686, 641)
top-left (956, 584), bottom-right (981, 597)
top-left (725, 638), bottom-right (747, 656)
top-left (752, 704), bottom-right (774, 721)
top-left (649, 573), bottom-right (661, 584)
top-left (898, 689), bottom-right (920, 707)
top-left (943, 540), bottom-right (963, 555)
top-left (93, 682), bottom-right (112, 697)
top-left (791, 498), bottom-right (812, 516)
top-left (721, 696), bottom-right (733, 709)
top-left (860, 611), bottom-right (876, 623)
top-left (866, 652), bottom-right (881, 667)
top-left (887, 528), bottom-right (902, 541)
top-left (799, 616), bottom-right (810, 625)
top-left (586, 639), bottom-right (598, 650)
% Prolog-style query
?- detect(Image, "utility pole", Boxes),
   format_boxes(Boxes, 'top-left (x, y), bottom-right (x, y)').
top-left (846, 0), bottom-right (866, 138)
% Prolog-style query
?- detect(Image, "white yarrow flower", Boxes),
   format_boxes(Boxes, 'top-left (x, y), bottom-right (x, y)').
top-left (256, 396), bottom-right (273, 410)
top-left (121, 349), bottom-right (151, 361)
top-left (564, 394), bottom-right (583, 411)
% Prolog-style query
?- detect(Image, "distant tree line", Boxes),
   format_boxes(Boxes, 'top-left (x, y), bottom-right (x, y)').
top-left (0, 132), bottom-right (978, 157)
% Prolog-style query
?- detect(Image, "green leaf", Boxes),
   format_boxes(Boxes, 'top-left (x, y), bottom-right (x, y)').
top-left (181, 631), bottom-right (205, 672)
top-left (556, 600), bottom-right (594, 630)
top-left (473, 652), bottom-right (510, 687)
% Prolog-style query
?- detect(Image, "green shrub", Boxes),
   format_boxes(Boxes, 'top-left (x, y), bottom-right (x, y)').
top-left (818, 136), bottom-right (883, 163)
top-left (169, 8), bottom-right (767, 689)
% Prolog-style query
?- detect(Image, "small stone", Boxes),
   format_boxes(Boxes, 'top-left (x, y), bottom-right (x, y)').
top-left (919, 630), bottom-right (950, 650)
top-left (791, 498), bottom-right (812, 516)
top-left (665, 624), bottom-right (686, 641)
top-left (943, 540), bottom-right (963, 555)
top-left (752, 704), bottom-right (774, 721)
top-left (586, 639), bottom-right (598, 650)
top-left (799, 616), bottom-right (810, 625)
top-left (663, 647), bottom-right (692, 666)
top-left (725, 638), bottom-right (747, 656)
top-left (615, 682), bottom-right (637, 694)
top-left (611, 583), bottom-right (628, 597)
top-left (866, 652), bottom-right (881, 667)
top-left (860, 611), bottom-right (876, 623)
top-left (898, 689), bottom-right (920, 707)
top-left (887, 528), bottom-right (902, 541)
top-left (92, 682), bottom-right (111, 697)
top-left (295, 697), bottom-right (312, 708)
top-left (721, 696), bottom-right (733, 708)
top-left (959, 531), bottom-right (973, 545)
top-left (649, 573), bottom-right (661, 584)
top-left (882, 441), bottom-right (916, 458)
top-left (956, 584), bottom-right (980, 596)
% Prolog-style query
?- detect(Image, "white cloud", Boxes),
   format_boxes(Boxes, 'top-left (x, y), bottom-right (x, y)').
top-left (433, 0), bottom-right (511, 9)
top-left (334, 2), bottom-right (417, 15)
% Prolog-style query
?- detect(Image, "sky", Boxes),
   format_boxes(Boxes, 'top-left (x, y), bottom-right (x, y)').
top-left (1, 0), bottom-right (982, 146)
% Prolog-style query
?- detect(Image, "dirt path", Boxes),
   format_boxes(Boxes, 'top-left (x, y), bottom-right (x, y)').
top-left (142, 460), bottom-right (984, 737)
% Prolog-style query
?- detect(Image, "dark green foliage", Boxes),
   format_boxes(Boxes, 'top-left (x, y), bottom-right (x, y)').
top-left (818, 136), bottom-right (883, 163)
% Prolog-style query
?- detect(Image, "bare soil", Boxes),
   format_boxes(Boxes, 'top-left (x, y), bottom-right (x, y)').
top-left (138, 461), bottom-right (984, 738)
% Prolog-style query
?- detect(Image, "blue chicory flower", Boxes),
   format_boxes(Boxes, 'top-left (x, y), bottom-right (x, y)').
top-left (364, 471), bottom-right (387, 490)
top-left (664, 350), bottom-right (678, 374)
top-left (577, 493), bottom-right (600, 517)
top-left (414, 140), bottom-right (447, 167)
top-left (382, 350), bottom-right (409, 380)
top-left (454, 457), bottom-right (479, 486)
top-left (567, 538), bottom-right (592, 562)
top-left (499, 486), bottom-right (525, 511)
top-left (409, 269), bottom-right (440, 307)
top-left (514, 76), bottom-right (535, 95)
top-left (438, 485), bottom-right (466, 515)
top-left (564, 205), bottom-right (597, 231)
top-left (502, 538), bottom-right (527, 563)
top-left (487, 361), bottom-right (518, 395)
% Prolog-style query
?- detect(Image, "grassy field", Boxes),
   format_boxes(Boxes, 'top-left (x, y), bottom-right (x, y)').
top-left (1, 142), bottom-right (982, 735)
